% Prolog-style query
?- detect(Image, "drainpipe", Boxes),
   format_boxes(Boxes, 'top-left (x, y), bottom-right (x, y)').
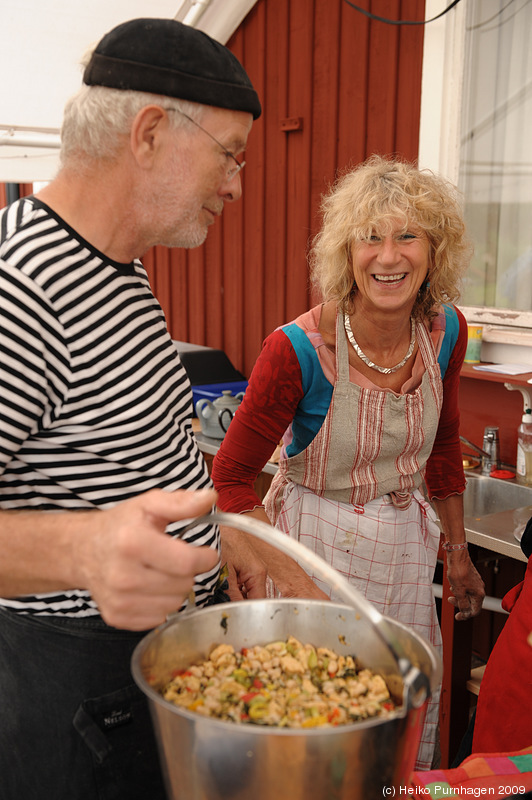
top-left (180, 0), bottom-right (213, 27)
top-left (178, 0), bottom-right (257, 44)
top-left (5, 183), bottom-right (20, 205)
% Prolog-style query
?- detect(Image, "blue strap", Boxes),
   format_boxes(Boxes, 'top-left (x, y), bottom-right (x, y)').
top-left (437, 305), bottom-right (459, 379)
top-left (280, 323), bottom-right (332, 455)
top-left (281, 323), bottom-right (324, 394)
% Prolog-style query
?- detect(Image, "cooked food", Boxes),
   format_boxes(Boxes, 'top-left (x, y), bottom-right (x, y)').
top-left (161, 635), bottom-right (396, 727)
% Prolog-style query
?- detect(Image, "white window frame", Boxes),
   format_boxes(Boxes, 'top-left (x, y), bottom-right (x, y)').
top-left (418, 0), bottom-right (532, 360)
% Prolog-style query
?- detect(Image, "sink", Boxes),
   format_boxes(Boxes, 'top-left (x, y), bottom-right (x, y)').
top-left (463, 473), bottom-right (532, 518)
top-left (428, 472), bottom-right (532, 560)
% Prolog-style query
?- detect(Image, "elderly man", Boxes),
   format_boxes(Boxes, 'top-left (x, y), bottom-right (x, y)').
top-left (0, 18), bottom-right (322, 800)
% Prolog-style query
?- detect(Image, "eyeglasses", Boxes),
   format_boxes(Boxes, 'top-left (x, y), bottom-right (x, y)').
top-left (165, 107), bottom-right (246, 181)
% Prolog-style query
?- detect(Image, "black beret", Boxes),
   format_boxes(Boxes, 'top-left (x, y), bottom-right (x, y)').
top-left (83, 18), bottom-right (261, 120)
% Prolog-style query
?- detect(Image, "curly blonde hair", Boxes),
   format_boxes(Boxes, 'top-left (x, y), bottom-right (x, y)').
top-left (309, 155), bottom-right (472, 320)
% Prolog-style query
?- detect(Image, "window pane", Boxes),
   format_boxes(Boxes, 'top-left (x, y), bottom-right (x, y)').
top-left (459, 0), bottom-right (532, 311)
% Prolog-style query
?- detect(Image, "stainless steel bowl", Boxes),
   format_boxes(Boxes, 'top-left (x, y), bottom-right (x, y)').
top-left (132, 599), bottom-right (441, 799)
top-left (132, 513), bottom-right (442, 799)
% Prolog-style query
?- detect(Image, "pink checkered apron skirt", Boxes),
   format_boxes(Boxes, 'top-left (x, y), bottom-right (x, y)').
top-left (265, 309), bottom-right (444, 770)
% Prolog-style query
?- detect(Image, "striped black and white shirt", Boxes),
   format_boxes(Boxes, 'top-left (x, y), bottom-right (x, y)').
top-left (0, 197), bottom-right (219, 616)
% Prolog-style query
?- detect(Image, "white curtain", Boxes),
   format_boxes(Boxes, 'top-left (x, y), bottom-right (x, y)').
top-left (459, 0), bottom-right (532, 311)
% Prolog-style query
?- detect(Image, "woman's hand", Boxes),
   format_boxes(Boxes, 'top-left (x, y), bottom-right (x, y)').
top-left (446, 549), bottom-right (486, 620)
top-left (219, 509), bottom-right (330, 602)
top-left (431, 492), bottom-right (486, 620)
top-left (219, 525), bottom-right (269, 600)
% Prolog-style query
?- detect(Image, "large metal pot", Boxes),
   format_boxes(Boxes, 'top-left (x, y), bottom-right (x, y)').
top-left (131, 513), bottom-right (442, 799)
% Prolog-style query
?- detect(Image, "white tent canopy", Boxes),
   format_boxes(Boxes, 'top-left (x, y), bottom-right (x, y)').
top-left (0, 0), bottom-right (256, 182)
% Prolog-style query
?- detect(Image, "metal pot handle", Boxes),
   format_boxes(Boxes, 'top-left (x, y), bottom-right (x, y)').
top-left (180, 511), bottom-right (430, 709)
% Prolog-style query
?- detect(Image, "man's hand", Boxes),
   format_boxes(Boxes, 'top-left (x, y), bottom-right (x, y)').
top-left (74, 488), bottom-right (219, 630)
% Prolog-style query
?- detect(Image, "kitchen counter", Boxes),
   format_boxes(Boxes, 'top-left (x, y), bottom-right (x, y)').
top-left (194, 431), bottom-right (279, 476)
top-left (458, 471), bottom-right (532, 563)
top-left (464, 508), bottom-right (529, 563)
top-left (192, 428), bottom-right (279, 476)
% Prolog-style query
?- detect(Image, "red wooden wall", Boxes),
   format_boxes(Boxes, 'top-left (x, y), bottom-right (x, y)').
top-left (143, 0), bottom-right (426, 376)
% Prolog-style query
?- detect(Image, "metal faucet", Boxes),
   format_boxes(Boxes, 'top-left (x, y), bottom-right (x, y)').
top-left (481, 426), bottom-right (500, 475)
top-left (460, 426), bottom-right (500, 475)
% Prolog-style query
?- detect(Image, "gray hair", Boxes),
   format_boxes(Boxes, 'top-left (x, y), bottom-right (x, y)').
top-left (60, 83), bottom-right (205, 165)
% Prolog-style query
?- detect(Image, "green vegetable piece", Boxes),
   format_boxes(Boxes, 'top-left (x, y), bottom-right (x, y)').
top-left (248, 701), bottom-right (268, 720)
top-left (248, 694), bottom-right (266, 705)
top-left (232, 669), bottom-right (251, 687)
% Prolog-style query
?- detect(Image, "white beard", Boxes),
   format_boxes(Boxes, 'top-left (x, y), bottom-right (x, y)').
top-left (138, 148), bottom-right (213, 250)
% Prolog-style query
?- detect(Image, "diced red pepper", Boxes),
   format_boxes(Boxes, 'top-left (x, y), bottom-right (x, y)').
top-left (171, 668), bottom-right (192, 679)
top-left (241, 691), bottom-right (260, 703)
top-left (252, 678), bottom-right (264, 689)
top-left (327, 707), bottom-right (341, 723)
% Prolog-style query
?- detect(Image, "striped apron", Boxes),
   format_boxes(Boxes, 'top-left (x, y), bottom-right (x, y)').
top-left (264, 308), bottom-right (444, 770)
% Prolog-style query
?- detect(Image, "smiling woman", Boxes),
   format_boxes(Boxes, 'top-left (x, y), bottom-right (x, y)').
top-left (211, 154), bottom-right (486, 773)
